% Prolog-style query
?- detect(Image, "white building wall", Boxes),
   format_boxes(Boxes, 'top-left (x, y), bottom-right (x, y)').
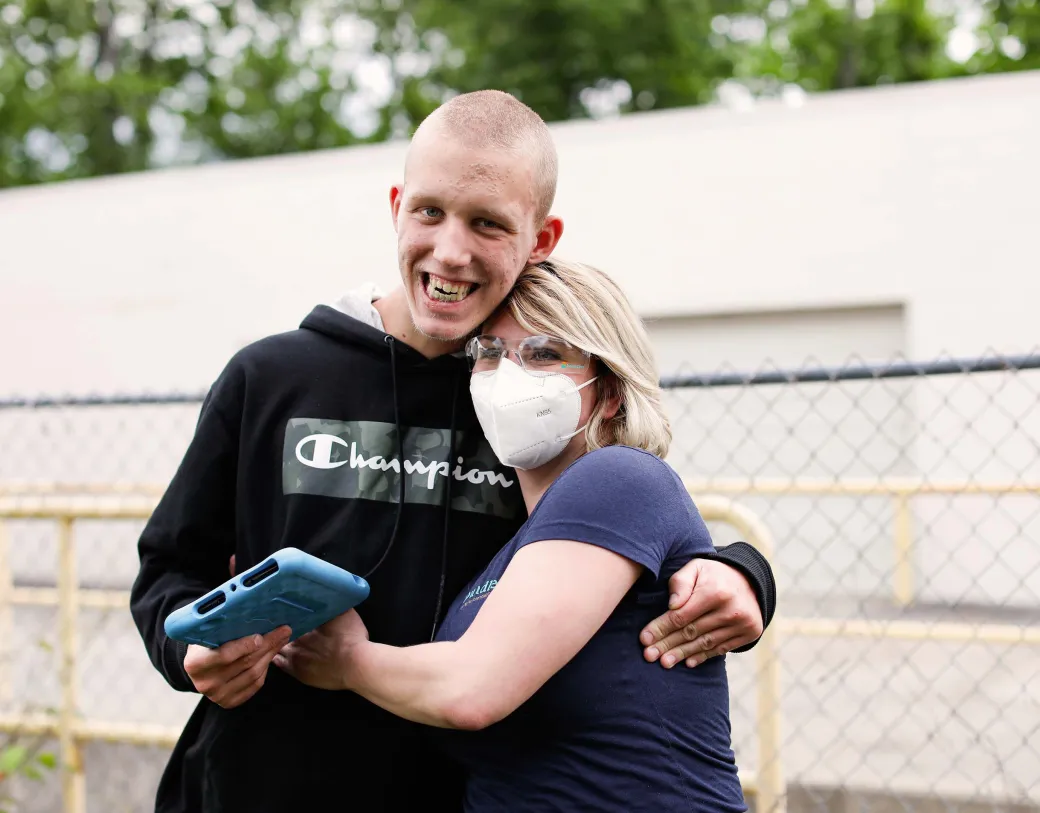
top-left (2, 70), bottom-right (1038, 396)
top-left (2, 70), bottom-right (1038, 607)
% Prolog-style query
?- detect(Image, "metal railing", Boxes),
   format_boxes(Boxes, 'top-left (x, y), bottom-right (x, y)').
top-left (0, 492), bottom-right (786, 813)
top-left (4, 481), bottom-right (1037, 812)
top-left (684, 476), bottom-right (1040, 609)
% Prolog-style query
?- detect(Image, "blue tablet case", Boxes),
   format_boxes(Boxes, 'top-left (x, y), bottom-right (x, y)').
top-left (164, 547), bottom-right (370, 649)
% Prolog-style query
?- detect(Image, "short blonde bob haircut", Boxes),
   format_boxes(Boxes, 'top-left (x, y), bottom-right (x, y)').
top-left (499, 258), bottom-right (672, 459)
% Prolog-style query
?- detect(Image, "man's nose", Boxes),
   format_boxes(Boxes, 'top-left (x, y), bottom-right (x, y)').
top-left (432, 218), bottom-right (473, 268)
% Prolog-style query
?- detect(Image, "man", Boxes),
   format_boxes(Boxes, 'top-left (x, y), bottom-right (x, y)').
top-left (130, 90), bottom-right (776, 812)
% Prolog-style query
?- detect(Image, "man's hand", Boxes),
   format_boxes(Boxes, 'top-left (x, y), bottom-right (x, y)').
top-left (185, 626), bottom-right (292, 708)
top-left (274, 610), bottom-right (369, 691)
top-left (640, 559), bottom-right (763, 668)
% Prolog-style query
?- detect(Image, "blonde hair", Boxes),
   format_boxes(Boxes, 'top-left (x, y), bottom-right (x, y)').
top-left (418, 90), bottom-right (558, 221)
top-left (501, 259), bottom-right (672, 458)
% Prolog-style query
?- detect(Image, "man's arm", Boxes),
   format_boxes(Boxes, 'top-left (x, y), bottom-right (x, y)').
top-left (702, 542), bottom-right (777, 646)
top-left (639, 542), bottom-right (776, 668)
top-left (276, 539), bottom-right (643, 730)
top-left (129, 382), bottom-right (240, 691)
top-left (129, 365), bottom-right (283, 708)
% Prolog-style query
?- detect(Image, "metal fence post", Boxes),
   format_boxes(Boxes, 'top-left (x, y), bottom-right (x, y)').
top-left (893, 494), bottom-right (914, 607)
top-left (57, 516), bottom-right (86, 813)
top-left (753, 623), bottom-right (783, 813)
top-left (0, 520), bottom-right (10, 702)
top-left (696, 495), bottom-right (786, 813)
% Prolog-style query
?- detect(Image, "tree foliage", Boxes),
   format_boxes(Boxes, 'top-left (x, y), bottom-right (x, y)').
top-left (969, 0), bottom-right (1040, 72)
top-left (0, 0), bottom-right (377, 187)
top-left (750, 0), bottom-right (957, 90)
top-left (0, 0), bottom-right (1034, 188)
top-left (0, 737), bottom-right (56, 812)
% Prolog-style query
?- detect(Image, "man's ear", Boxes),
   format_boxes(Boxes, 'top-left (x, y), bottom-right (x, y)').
top-left (528, 215), bottom-right (564, 264)
top-left (390, 184), bottom-right (404, 231)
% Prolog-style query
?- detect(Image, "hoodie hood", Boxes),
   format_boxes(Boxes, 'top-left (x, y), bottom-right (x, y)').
top-left (329, 283), bottom-right (386, 332)
top-left (301, 303), bottom-right (394, 354)
top-left (302, 289), bottom-right (468, 371)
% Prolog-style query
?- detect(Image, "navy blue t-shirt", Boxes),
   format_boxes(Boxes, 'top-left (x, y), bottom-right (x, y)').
top-left (432, 446), bottom-right (747, 812)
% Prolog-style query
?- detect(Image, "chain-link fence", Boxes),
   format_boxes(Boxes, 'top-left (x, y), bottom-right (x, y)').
top-left (1, 352), bottom-right (1039, 812)
top-left (663, 353), bottom-right (1040, 812)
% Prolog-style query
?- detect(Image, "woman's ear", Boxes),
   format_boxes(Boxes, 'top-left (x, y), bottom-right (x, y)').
top-left (598, 375), bottom-right (622, 422)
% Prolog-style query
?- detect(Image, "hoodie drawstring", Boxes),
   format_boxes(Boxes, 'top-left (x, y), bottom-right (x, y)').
top-left (363, 335), bottom-right (407, 579)
top-left (430, 366), bottom-right (460, 640)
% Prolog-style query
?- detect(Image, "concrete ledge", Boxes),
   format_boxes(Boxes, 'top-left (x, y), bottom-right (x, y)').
top-left (760, 783), bottom-right (1040, 813)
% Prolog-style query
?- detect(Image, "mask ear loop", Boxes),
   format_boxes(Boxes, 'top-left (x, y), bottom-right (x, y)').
top-left (555, 376), bottom-right (598, 443)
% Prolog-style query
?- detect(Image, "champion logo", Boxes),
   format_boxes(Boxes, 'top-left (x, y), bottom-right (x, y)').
top-left (294, 433), bottom-right (514, 490)
top-left (295, 434), bottom-right (350, 469)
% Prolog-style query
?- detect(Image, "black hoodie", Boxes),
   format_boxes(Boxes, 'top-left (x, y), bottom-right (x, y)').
top-left (130, 305), bottom-right (776, 813)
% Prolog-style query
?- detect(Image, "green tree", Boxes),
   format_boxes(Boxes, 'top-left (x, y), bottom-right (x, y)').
top-left (740, 0), bottom-right (956, 93)
top-left (0, 0), bottom-right (1035, 190)
top-left (358, 0), bottom-right (744, 125)
top-left (352, 0), bottom-right (963, 129)
top-left (0, 0), bottom-right (377, 188)
top-left (968, 0), bottom-right (1040, 72)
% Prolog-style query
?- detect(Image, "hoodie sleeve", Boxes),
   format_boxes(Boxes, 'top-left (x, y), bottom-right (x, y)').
top-left (129, 363), bottom-right (243, 692)
top-left (700, 542), bottom-right (777, 652)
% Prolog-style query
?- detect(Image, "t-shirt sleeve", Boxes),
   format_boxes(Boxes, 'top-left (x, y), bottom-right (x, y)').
top-left (520, 447), bottom-right (713, 577)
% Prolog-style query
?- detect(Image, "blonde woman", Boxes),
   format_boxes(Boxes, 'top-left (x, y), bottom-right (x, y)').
top-left (277, 259), bottom-right (747, 812)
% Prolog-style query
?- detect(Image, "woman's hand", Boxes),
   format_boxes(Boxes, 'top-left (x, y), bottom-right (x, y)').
top-left (273, 609), bottom-right (370, 691)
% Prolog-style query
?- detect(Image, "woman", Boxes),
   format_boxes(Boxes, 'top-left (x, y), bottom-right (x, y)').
top-left (277, 259), bottom-right (746, 812)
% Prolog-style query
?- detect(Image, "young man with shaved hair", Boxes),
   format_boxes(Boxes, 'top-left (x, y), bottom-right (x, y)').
top-left (131, 90), bottom-right (776, 812)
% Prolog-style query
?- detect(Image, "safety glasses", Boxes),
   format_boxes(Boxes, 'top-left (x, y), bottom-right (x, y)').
top-left (465, 335), bottom-right (592, 376)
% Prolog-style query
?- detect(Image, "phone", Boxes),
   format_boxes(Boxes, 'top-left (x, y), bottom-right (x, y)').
top-left (164, 547), bottom-right (370, 649)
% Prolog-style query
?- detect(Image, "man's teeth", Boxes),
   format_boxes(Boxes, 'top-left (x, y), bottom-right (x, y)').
top-left (426, 274), bottom-right (474, 302)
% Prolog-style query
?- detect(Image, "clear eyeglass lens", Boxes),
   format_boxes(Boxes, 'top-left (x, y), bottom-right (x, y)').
top-left (519, 336), bottom-right (588, 373)
top-left (469, 336), bottom-right (504, 372)
top-left (469, 335), bottom-right (588, 374)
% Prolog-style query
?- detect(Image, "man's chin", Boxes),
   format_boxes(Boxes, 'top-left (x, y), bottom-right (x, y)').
top-left (413, 318), bottom-right (476, 346)
top-left (408, 300), bottom-right (485, 345)
top-left (404, 308), bottom-right (473, 344)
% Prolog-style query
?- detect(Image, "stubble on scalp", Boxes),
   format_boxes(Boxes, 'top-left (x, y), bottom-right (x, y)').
top-left (406, 90), bottom-right (558, 222)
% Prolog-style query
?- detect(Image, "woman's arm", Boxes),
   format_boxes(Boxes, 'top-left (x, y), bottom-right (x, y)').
top-left (277, 539), bottom-right (641, 730)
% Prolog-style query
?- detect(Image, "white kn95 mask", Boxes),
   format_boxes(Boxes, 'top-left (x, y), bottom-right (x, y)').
top-left (470, 357), bottom-right (597, 470)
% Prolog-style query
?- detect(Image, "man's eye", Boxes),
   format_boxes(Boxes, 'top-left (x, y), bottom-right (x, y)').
top-left (420, 207), bottom-right (442, 218)
top-left (477, 218), bottom-right (500, 230)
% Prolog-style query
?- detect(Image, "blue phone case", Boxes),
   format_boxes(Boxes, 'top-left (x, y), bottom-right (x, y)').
top-left (163, 547), bottom-right (370, 649)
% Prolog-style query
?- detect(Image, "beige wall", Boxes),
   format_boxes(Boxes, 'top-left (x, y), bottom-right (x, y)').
top-left (1, 70), bottom-right (1038, 396)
